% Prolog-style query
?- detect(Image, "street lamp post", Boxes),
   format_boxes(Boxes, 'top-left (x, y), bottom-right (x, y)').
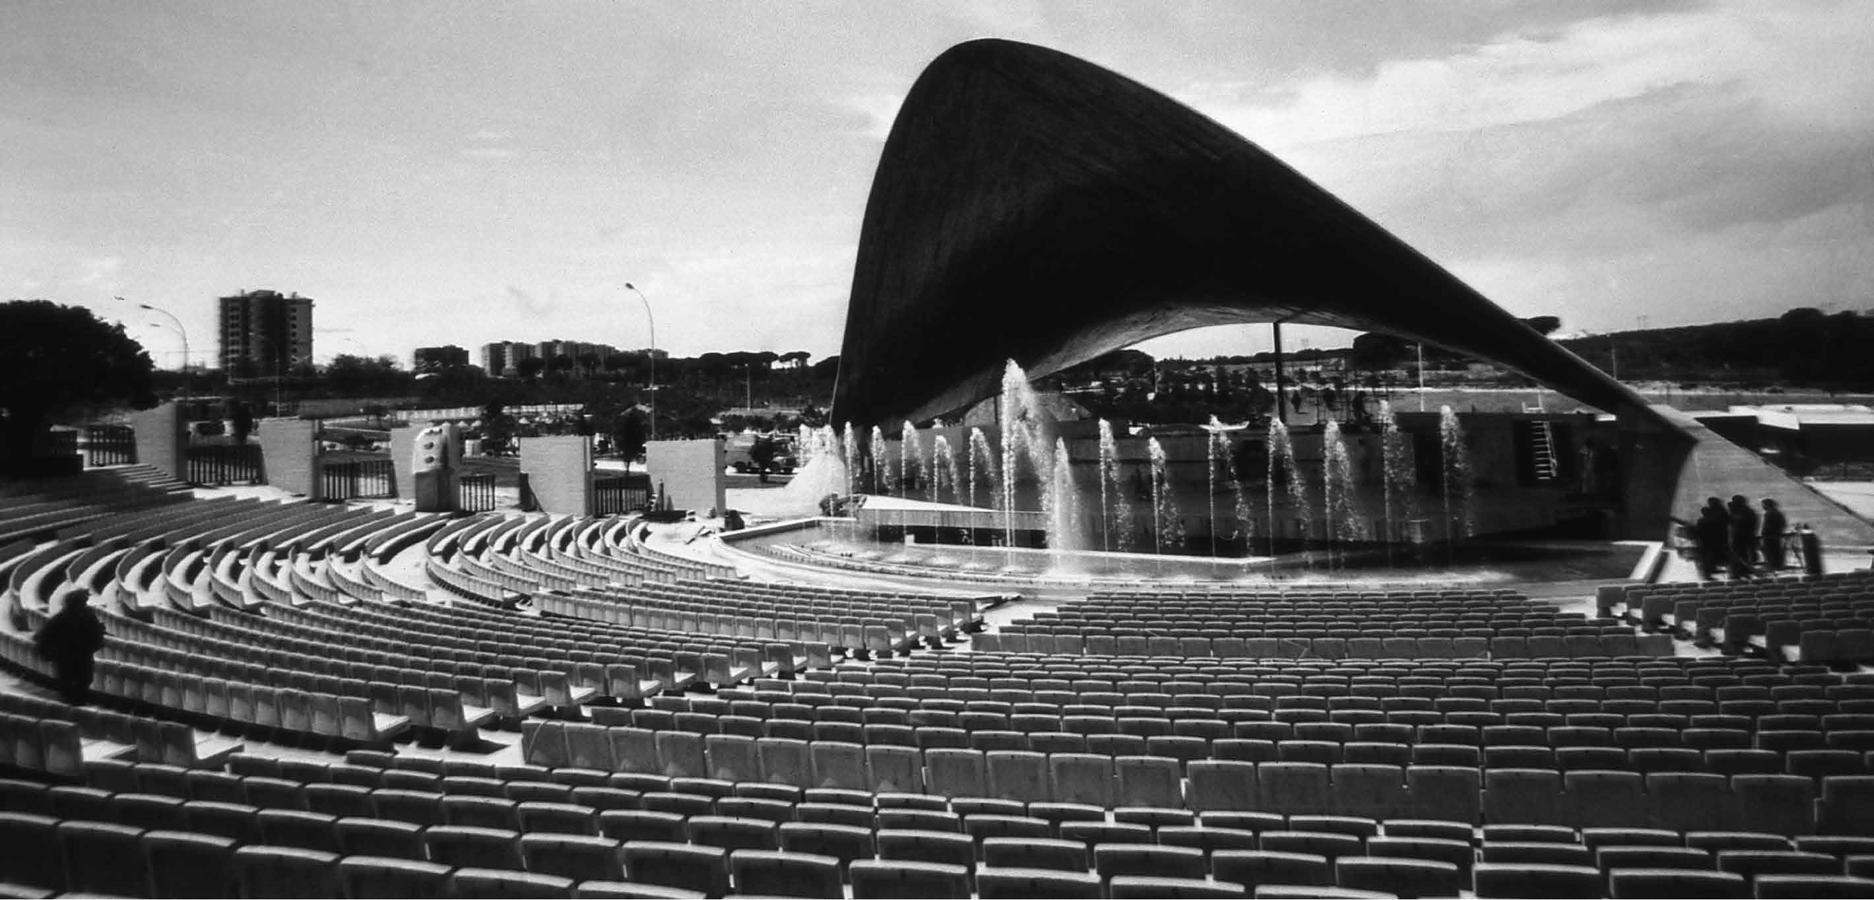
top-left (624, 283), bottom-right (658, 440)
top-left (124, 298), bottom-right (189, 374)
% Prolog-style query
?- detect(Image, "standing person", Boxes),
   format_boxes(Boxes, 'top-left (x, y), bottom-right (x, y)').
top-left (1727, 494), bottom-right (1759, 577)
top-left (1694, 497), bottom-right (1730, 580)
top-left (35, 589), bottom-right (106, 705)
top-left (1760, 498), bottom-right (1788, 571)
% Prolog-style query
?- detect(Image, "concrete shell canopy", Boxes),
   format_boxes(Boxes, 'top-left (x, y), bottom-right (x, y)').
top-left (831, 39), bottom-right (1668, 432)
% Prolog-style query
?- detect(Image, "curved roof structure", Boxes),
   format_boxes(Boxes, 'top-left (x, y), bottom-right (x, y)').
top-left (831, 38), bottom-right (1670, 432)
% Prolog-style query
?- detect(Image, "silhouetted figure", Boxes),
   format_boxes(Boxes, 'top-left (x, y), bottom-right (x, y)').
top-left (35, 589), bottom-right (106, 705)
top-left (1761, 498), bottom-right (1788, 571)
top-left (1728, 494), bottom-right (1759, 577)
top-left (1693, 497), bottom-right (1730, 580)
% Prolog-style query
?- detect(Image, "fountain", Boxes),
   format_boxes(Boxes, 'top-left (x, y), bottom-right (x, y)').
top-left (900, 420), bottom-right (925, 500)
top-left (1207, 416), bottom-right (1252, 556)
top-left (1097, 419), bottom-right (1135, 552)
top-left (842, 424), bottom-right (863, 499)
top-left (1379, 401), bottom-right (1416, 549)
top-left (1440, 405), bottom-right (1474, 542)
top-left (767, 424), bottom-right (849, 518)
top-left (967, 427), bottom-right (998, 512)
top-left (1048, 437), bottom-right (1080, 558)
top-left (932, 434), bottom-right (959, 505)
top-left (1322, 418), bottom-right (1357, 567)
top-left (1267, 418), bottom-right (1311, 563)
top-left (868, 424), bottom-right (890, 496)
top-left (1146, 437), bottom-right (1184, 555)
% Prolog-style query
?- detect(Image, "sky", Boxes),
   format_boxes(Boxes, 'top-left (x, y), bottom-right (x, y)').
top-left (5, 1), bottom-right (1874, 370)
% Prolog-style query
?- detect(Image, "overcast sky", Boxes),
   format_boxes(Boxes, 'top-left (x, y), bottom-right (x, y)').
top-left (6, 1), bottom-right (1873, 369)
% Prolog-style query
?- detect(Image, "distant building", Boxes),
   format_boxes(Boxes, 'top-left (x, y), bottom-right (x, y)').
top-left (481, 339), bottom-right (617, 377)
top-left (413, 345), bottom-right (470, 374)
top-left (219, 289), bottom-right (313, 381)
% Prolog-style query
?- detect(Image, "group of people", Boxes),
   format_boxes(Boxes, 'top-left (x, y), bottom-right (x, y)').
top-left (1681, 495), bottom-right (1790, 580)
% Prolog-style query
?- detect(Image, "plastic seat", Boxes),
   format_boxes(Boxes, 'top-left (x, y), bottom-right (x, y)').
top-left (1481, 841), bottom-right (1593, 867)
top-left (450, 868), bottom-right (575, 898)
top-left (1483, 768), bottom-right (1562, 824)
top-left (1116, 755), bottom-right (1183, 808)
top-left (778, 822), bottom-right (876, 873)
top-left (335, 856), bottom-right (452, 898)
top-left (688, 816), bottom-right (780, 852)
top-left (1733, 775), bottom-right (1816, 836)
top-left (1606, 867), bottom-right (1747, 898)
top-left (335, 817), bottom-right (426, 860)
top-left (1110, 874), bottom-right (1247, 898)
top-left (1753, 874), bottom-right (1874, 898)
top-left (425, 825), bottom-right (524, 870)
top-left (621, 841), bottom-right (730, 896)
top-left (1336, 856), bottom-right (1462, 899)
top-left (231, 846), bottom-right (343, 899)
top-left (1211, 850), bottom-right (1332, 890)
top-left (1473, 862), bottom-right (1602, 899)
top-left (1094, 843), bottom-right (1207, 881)
top-left (976, 866), bottom-right (1102, 899)
top-left (847, 859), bottom-right (971, 899)
top-left (728, 849), bottom-right (843, 899)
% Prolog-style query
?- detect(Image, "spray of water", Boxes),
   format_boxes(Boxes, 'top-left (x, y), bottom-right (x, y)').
top-left (900, 420), bottom-right (925, 500)
top-left (1379, 401), bottom-right (1416, 547)
top-left (1097, 419), bottom-right (1135, 552)
top-left (1439, 405), bottom-right (1474, 541)
top-left (1267, 417), bottom-right (1310, 564)
top-left (1209, 416), bottom-right (1252, 555)
top-left (967, 427), bottom-right (998, 511)
top-left (931, 435), bottom-right (959, 505)
top-left (842, 424), bottom-right (862, 498)
top-left (1322, 418), bottom-right (1358, 566)
top-left (868, 424), bottom-right (890, 495)
top-left (1146, 437), bottom-right (1184, 554)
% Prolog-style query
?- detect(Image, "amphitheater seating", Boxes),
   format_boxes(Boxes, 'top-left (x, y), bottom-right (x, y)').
top-left (1612, 571), bottom-right (1874, 664)
top-left (13, 481), bottom-right (1874, 897)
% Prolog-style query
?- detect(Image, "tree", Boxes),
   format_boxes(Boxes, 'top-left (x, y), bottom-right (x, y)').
top-left (227, 400), bottom-right (255, 446)
top-left (481, 401), bottom-right (515, 455)
top-left (1349, 332), bottom-right (1411, 371)
top-left (612, 410), bottom-right (647, 471)
top-left (1522, 315), bottom-right (1563, 336)
top-left (516, 357), bottom-right (546, 383)
top-left (0, 300), bottom-right (155, 469)
top-left (749, 434), bottom-right (779, 483)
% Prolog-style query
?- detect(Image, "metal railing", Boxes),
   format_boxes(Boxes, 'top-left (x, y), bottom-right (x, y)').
top-left (185, 444), bottom-right (263, 486)
top-left (82, 425), bottom-right (137, 467)
top-left (459, 472), bottom-right (498, 512)
top-left (593, 473), bottom-right (651, 516)
top-left (320, 458), bottom-right (395, 502)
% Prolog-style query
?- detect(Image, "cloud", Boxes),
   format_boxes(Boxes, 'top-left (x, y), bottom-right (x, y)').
top-left (1160, 0), bottom-right (1874, 333)
top-left (71, 256), bottom-right (123, 289)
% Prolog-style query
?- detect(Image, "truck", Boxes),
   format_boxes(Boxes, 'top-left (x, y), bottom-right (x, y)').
top-left (723, 432), bottom-right (798, 475)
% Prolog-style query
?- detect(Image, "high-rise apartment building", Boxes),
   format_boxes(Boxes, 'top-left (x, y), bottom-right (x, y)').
top-left (218, 289), bottom-right (313, 380)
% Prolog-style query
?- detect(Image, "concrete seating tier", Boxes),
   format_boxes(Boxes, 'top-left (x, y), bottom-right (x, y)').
top-left (1611, 571), bottom-right (1874, 665)
top-left (0, 690), bottom-right (230, 775)
top-left (545, 578), bottom-right (982, 657)
top-left (8, 759), bottom-right (1874, 899)
top-left (0, 467), bottom-right (192, 546)
top-left (975, 629), bottom-right (1674, 659)
top-left (279, 590), bottom-right (799, 691)
top-left (146, 604), bottom-right (559, 722)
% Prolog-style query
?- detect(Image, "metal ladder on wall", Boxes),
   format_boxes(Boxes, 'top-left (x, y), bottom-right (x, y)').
top-left (1528, 419), bottom-right (1559, 481)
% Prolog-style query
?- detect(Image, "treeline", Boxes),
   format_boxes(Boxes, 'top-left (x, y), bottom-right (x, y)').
top-left (1557, 308), bottom-right (1874, 389)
